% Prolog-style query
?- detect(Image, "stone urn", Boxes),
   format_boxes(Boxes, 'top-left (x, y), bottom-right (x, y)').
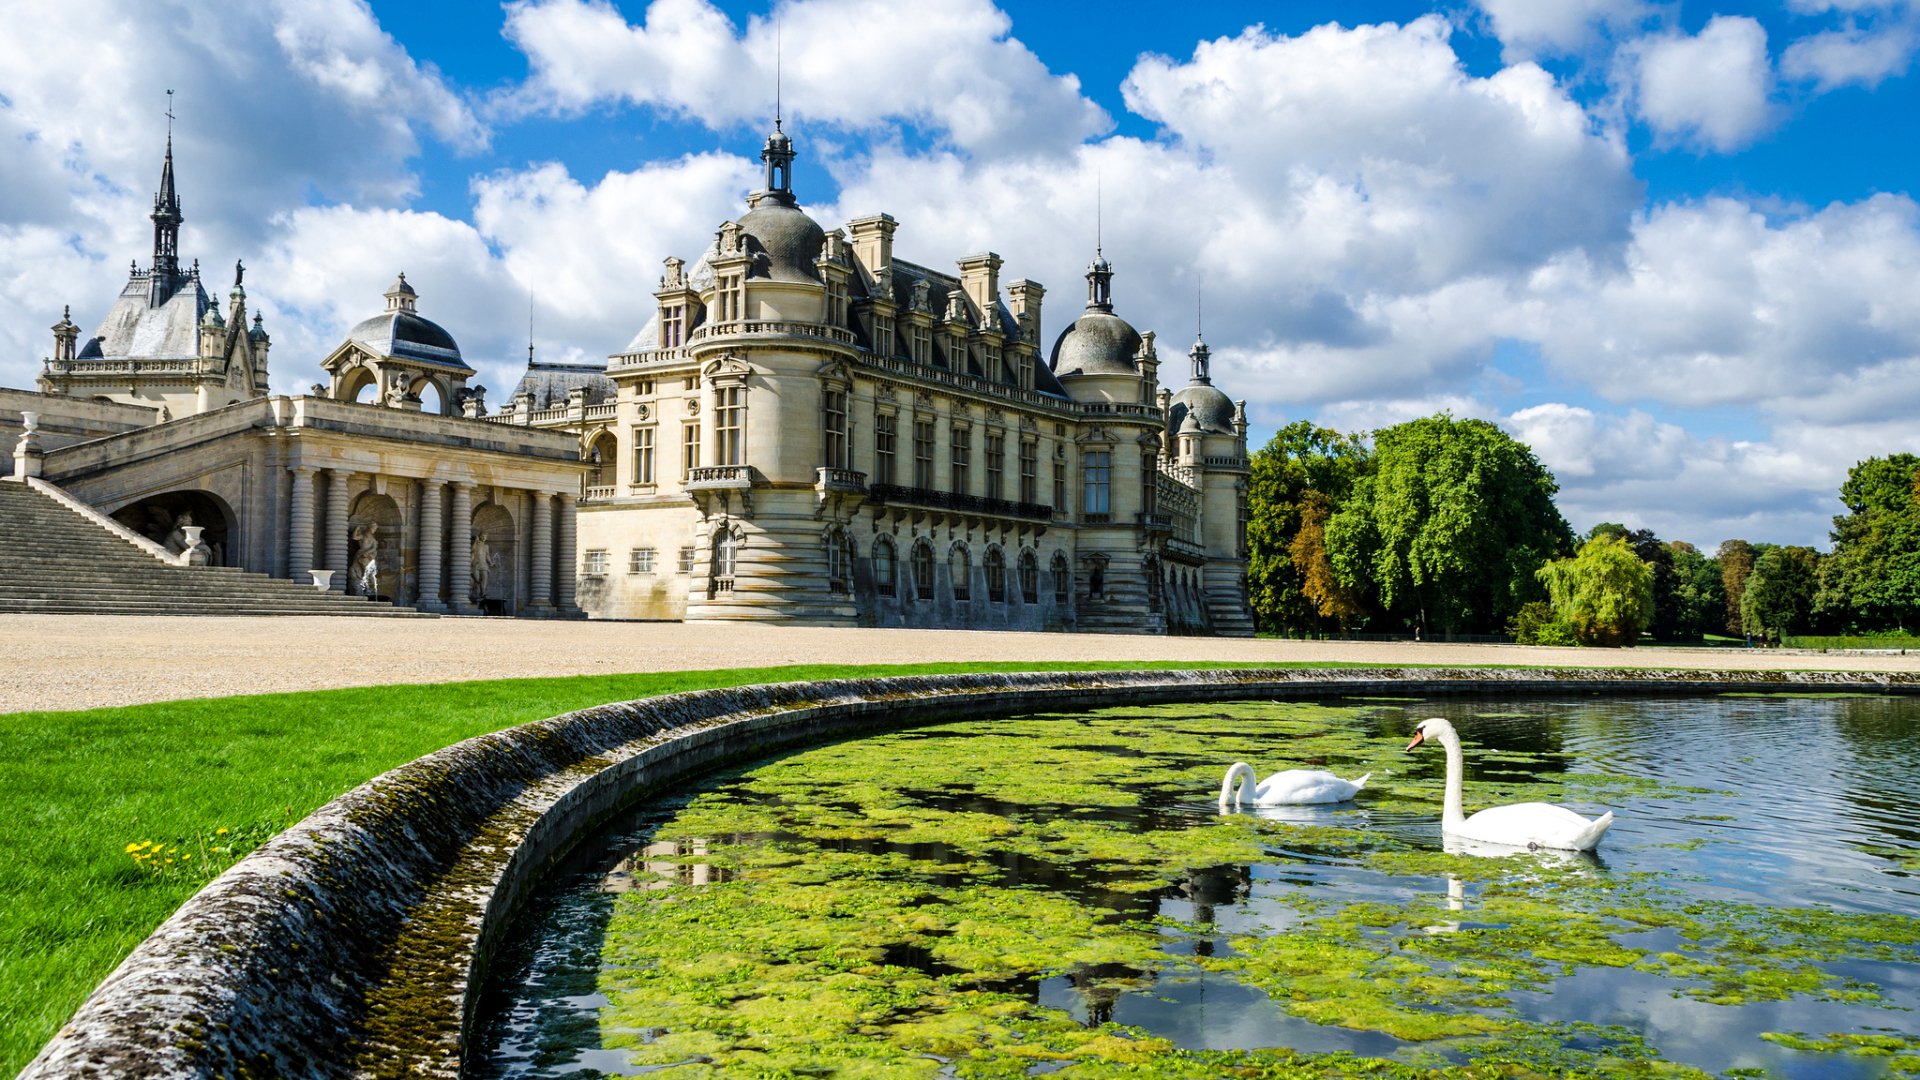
top-left (309, 569), bottom-right (335, 592)
top-left (179, 525), bottom-right (211, 566)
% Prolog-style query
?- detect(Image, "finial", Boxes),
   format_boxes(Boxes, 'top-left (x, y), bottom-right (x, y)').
top-left (165, 89), bottom-right (174, 140)
top-left (1095, 172), bottom-right (1103, 260)
top-left (1196, 274), bottom-right (1203, 341)
top-left (63, 305), bottom-right (70, 320)
top-left (775, 17), bottom-right (783, 132)
top-left (528, 297), bottom-right (536, 366)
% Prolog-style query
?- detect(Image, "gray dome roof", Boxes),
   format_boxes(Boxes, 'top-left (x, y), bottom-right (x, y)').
top-left (1050, 310), bottom-right (1142, 377)
top-left (1170, 382), bottom-right (1236, 435)
top-left (512, 362), bottom-right (615, 408)
top-left (347, 310), bottom-right (470, 370)
top-left (738, 200), bottom-right (825, 283)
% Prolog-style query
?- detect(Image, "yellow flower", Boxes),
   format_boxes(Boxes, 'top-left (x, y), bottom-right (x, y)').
top-left (216, 828), bottom-right (230, 836)
top-left (125, 842), bottom-right (141, 854)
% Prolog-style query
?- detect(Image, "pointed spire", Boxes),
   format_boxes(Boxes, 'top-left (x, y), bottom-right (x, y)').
top-left (150, 90), bottom-right (182, 283)
top-left (1085, 175), bottom-right (1113, 311)
top-left (754, 21), bottom-right (796, 205)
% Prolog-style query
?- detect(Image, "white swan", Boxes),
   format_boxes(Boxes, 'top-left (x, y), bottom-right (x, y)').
top-left (1219, 762), bottom-right (1370, 807)
top-left (1406, 717), bottom-right (1615, 852)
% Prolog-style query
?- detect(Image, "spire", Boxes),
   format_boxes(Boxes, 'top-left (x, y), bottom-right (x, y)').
top-left (150, 90), bottom-right (182, 283)
top-left (755, 22), bottom-right (796, 205)
top-left (1084, 175), bottom-right (1112, 311)
top-left (385, 272), bottom-right (418, 313)
top-left (1188, 331), bottom-right (1212, 385)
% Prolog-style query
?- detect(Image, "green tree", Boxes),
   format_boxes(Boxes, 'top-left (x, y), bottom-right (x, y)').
top-left (1822, 454), bottom-right (1920, 631)
top-left (1325, 414), bottom-right (1572, 634)
top-left (1741, 545), bottom-right (1820, 643)
top-left (1245, 421), bottom-right (1369, 634)
top-left (1291, 491), bottom-right (1366, 629)
top-left (1666, 541), bottom-right (1724, 640)
top-left (1537, 535), bottom-right (1655, 646)
top-left (1718, 539), bottom-right (1755, 635)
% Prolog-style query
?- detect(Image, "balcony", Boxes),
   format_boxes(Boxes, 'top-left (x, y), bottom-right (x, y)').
top-left (686, 465), bottom-right (753, 490)
top-left (1138, 511), bottom-right (1173, 533)
top-left (868, 484), bottom-right (1052, 523)
top-left (815, 467), bottom-right (868, 518)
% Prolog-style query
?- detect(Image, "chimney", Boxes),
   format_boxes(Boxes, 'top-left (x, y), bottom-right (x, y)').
top-left (957, 253), bottom-right (1002, 322)
top-left (1007, 280), bottom-right (1044, 346)
top-left (846, 214), bottom-right (897, 281)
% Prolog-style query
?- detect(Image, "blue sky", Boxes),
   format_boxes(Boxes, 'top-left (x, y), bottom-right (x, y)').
top-left (2, 0), bottom-right (1917, 549)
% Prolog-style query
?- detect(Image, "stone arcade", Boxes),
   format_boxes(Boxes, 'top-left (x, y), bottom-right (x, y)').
top-left (8, 120), bottom-right (1253, 632)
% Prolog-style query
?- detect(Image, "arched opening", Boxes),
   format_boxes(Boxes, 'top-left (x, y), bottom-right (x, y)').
top-left (1051, 551), bottom-right (1071, 605)
top-left (584, 430), bottom-right (618, 491)
top-left (414, 377), bottom-right (445, 416)
top-left (1145, 555), bottom-right (1163, 613)
top-left (873, 536), bottom-right (897, 599)
top-left (111, 490), bottom-right (237, 568)
top-left (347, 491), bottom-right (403, 600)
top-left (469, 502), bottom-right (517, 615)
top-left (984, 546), bottom-right (1006, 604)
top-left (710, 530), bottom-right (739, 597)
top-left (1085, 553), bottom-right (1109, 601)
top-left (1018, 548), bottom-right (1039, 605)
top-left (340, 365), bottom-right (379, 405)
top-left (825, 527), bottom-right (854, 596)
top-left (910, 540), bottom-right (934, 601)
top-left (949, 542), bottom-right (971, 602)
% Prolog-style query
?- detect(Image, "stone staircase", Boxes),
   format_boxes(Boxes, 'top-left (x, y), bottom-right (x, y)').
top-left (0, 480), bottom-right (430, 617)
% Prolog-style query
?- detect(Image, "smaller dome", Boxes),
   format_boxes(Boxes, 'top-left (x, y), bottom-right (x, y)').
top-left (737, 201), bottom-right (825, 283)
top-left (512, 362), bottom-right (615, 409)
top-left (347, 311), bottom-right (469, 370)
top-left (1050, 311), bottom-right (1142, 377)
top-left (1170, 383), bottom-right (1236, 436)
top-left (386, 273), bottom-right (417, 298)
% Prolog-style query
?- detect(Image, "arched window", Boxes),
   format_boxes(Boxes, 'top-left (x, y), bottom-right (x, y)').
top-left (826, 528), bottom-right (852, 594)
top-left (710, 530), bottom-right (738, 596)
top-left (911, 540), bottom-right (934, 600)
top-left (1051, 551), bottom-right (1070, 604)
top-left (1087, 553), bottom-right (1108, 600)
top-left (873, 536), bottom-right (897, 598)
top-left (949, 543), bottom-right (971, 601)
top-left (1018, 549), bottom-right (1039, 604)
top-left (985, 546), bottom-right (1007, 603)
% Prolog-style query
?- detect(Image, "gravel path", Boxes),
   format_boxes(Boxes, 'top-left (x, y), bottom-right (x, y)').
top-left (1, 614), bottom-right (1913, 714)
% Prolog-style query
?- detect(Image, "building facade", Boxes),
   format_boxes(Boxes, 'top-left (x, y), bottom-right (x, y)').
top-left (499, 125), bottom-right (1254, 635)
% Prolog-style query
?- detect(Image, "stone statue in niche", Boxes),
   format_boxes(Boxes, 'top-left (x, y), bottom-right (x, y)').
top-left (351, 523), bottom-right (381, 597)
top-left (469, 531), bottom-right (491, 602)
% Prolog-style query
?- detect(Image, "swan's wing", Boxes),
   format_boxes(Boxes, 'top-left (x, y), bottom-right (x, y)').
top-left (1459, 802), bottom-right (1612, 849)
top-left (1253, 770), bottom-right (1360, 805)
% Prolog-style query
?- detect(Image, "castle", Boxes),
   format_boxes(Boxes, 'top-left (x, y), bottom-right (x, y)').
top-left (9, 121), bottom-right (1253, 634)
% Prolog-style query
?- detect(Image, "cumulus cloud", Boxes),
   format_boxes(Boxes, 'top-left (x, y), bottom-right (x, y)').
top-left (1473, 0), bottom-right (1653, 58)
top-left (500, 0), bottom-right (1109, 154)
top-left (1625, 16), bottom-right (1775, 151)
top-left (1782, 18), bottom-right (1919, 90)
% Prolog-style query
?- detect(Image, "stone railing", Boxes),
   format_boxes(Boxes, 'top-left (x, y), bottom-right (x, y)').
top-left (1202, 454), bottom-right (1248, 470)
top-left (686, 465), bottom-right (753, 488)
top-left (583, 403), bottom-right (617, 421)
top-left (815, 467), bottom-right (868, 492)
top-left (582, 485), bottom-right (616, 502)
top-left (690, 321), bottom-right (857, 346)
top-left (867, 483), bottom-right (1051, 522)
top-left (43, 359), bottom-right (198, 376)
top-left (23, 668), bottom-right (1919, 1077)
top-left (857, 353), bottom-right (1074, 414)
top-left (608, 346), bottom-right (693, 371)
top-left (1078, 401), bottom-right (1162, 421)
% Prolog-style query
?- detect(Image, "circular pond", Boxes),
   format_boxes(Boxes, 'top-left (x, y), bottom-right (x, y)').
top-left (473, 694), bottom-right (1920, 1078)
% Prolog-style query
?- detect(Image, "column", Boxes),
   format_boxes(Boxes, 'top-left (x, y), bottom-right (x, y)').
top-left (555, 492), bottom-right (578, 614)
top-left (448, 481), bottom-right (474, 614)
top-left (528, 490), bottom-right (554, 613)
top-left (323, 467), bottom-right (351, 590)
top-left (287, 466), bottom-right (316, 582)
top-left (416, 478), bottom-right (445, 612)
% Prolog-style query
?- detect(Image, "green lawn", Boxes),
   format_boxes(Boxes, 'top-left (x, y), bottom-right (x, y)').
top-left (0, 659), bottom-right (1306, 1072)
top-left (1785, 633), bottom-right (1920, 650)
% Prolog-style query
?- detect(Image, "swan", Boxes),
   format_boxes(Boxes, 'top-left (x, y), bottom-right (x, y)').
top-left (1219, 762), bottom-right (1370, 807)
top-left (1405, 717), bottom-right (1615, 852)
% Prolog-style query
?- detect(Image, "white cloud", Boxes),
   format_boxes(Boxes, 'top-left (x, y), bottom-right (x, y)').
top-left (1626, 16), bottom-right (1775, 151)
top-left (500, 0), bottom-right (1109, 155)
top-left (1474, 0), bottom-right (1653, 58)
top-left (1782, 19), bottom-right (1919, 90)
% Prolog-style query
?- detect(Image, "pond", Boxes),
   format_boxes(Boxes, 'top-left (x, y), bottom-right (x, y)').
top-left (472, 694), bottom-right (1920, 1078)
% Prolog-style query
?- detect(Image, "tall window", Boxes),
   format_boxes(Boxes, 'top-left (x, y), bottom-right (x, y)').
top-left (714, 386), bottom-right (744, 465)
top-left (711, 532), bottom-right (738, 595)
top-left (827, 529), bottom-right (852, 594)
top-left (1018, 549), bottom-right (1038, 604)
top-left (715, 271), bottom-right (743, 322)
top-left (911, 541), bottom-right (934, 600)
top-left (1051, 552), bottom-right (1070, 604)
top-left (913, 418), bottom-right (934, 488)
top-left (1051, 451), bottom-right (1066, 511)
top-left (875, 413), bottom-right (896, 485)
top-left (950, 544), bottom-right (971, 601)
top-left (682, 422), bottom-right (702, 480)
top-left (823, 388), bottom-right (848, 469)
top-left (1083, 451), bottom-right (1112, 516)
top-left (874, 537), bottom-right (897, 598)
top-left (910, 322), bottom-right (932, 364)
top-left (661, 305), bottom-right (684, 348)
top-left (950, 425), bottom-right (971, 494)
top-left (985, 433), bottom-right (1005, 500)
top-left (985, 547), bottom-right (1006, 603)
top-left (632, 426), bottom-right (656, 486)
top-left (1019, 440), bottom-right (1038, 505)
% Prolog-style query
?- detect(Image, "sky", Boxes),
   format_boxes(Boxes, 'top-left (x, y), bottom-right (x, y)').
top-left (1, 0), bottom-right (1917, 551)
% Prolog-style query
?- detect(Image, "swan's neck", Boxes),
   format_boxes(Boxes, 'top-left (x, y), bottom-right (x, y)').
top-left (1221, 762), bottom-right (1255, 806)
top-left (1436, 729), bottom-right (1466, 828)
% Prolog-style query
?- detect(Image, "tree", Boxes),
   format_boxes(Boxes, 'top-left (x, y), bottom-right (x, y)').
top-left (1245, 421), bottom-right (1369, 634)
top-left (1741, 545), bottom-right (1820, 643)
top-left (1666, 541), bottom-right (1724, 640)
top-left (1325, 414), bottom-right (1572, 634)
top-left (1537, 535), bottom-right (1655, 646)
top-left (1718, 539), bottom-right (1756, 636)
top-left (1822, 454), bottom-right (1920, 632)
top-left (1291, 491), bottom-right (1365, 628)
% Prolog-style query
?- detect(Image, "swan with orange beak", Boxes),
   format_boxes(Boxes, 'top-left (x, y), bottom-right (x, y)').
top-left (1407, 717), bottom-right (1615, 852)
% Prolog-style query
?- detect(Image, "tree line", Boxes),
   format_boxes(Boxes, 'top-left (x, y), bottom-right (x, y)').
top-left (1248, 417), bottom-right (1920, 645)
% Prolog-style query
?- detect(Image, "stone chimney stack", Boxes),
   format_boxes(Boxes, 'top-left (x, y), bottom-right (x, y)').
top-left (1007, 279), bottom-right (1044, 345)
top-left (957, 252), bottom-right (1002, 320)
top-left (846, 214), bottom-right (897, 283)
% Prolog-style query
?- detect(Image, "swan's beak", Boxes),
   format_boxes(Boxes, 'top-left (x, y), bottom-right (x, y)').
top-left (1405, 729), bottom-right (1426, 751)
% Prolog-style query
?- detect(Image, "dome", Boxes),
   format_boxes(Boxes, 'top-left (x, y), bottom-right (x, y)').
top-left (1050, 310), bottom-right (1142, 377)
top-left (1170, 383), bottom-right (1236, 435)
top-left (737, 200), bottom-right (825, 283)
top-left (347, 310), bottom-right (469, 370)
top-left (512, 362), bottom-right (614, 409)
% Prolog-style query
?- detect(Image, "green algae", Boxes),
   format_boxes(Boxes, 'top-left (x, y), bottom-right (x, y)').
top-left (499, 699), bottom-right (1920, 1079)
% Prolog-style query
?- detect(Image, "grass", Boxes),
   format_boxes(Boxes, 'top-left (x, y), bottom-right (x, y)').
top-left (1785, 633), bottom-right (1920, 651)
top-left (0, 659), bottom-right (1307, 1073)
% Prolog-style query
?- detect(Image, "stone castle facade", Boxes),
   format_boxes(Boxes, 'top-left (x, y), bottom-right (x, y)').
top-left (12, 122), bottom-right (1253, 634)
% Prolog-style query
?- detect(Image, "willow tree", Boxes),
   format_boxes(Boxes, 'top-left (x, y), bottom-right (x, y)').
top-left (1538, 535), bottom-right (1655, 647)
top-left (1325, 415), bottom-right (1571, 635)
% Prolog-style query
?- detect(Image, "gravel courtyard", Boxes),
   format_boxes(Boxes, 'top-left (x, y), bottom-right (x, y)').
top-left (3, 614), bottom-right (1914, 714)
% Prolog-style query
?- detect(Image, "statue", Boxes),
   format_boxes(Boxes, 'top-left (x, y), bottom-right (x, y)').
top-left (163, 511), bottom-right (195, 555)
top-left (351, 523), bottom-right (381, 597)
top-left (469, 531), bottom-right (491, 601)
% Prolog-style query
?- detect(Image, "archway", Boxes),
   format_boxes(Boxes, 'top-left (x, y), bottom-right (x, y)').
top-left (347, 491), bottom-right (403, 600)
top-left (584, 429), bottom-right (618, 490)
top-left (469, 502), bottom-right (518, 615)
top-left (413, 376), bottom-right (446, 416)
top-left (340, 364), bottom-right (379, 404)
top-left (948, 541), bottom-right (971, 602)
top-left (111, 490), bottom-right (236, 567)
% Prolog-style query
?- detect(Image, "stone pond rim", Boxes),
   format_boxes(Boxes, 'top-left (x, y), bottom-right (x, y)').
top-left (21, 666), bottom-right (1920, 1078)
